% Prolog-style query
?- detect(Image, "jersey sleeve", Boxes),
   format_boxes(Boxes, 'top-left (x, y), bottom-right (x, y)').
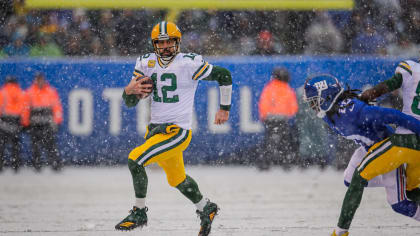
top-left (395, 60), bottom-right (412, 76)
top-left (383, 73), bottom-right (403, 91)
top-left (133, 56), bottom-right (146, 78)
top-left (188, 54), bottom-right (213, 81)
top-left (389, 60), bottom-right (411, 91)
top-left (360, 105), bottom-right (420, 135)
top-left (122, 56), bottom-right (145, 108)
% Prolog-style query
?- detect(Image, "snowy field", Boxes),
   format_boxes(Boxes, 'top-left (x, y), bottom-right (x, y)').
top-left (0, 166), bottom-right (419, 236)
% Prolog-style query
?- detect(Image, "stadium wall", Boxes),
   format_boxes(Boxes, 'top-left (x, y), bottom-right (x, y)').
top-left (0, 56), bottom-right (401, 164)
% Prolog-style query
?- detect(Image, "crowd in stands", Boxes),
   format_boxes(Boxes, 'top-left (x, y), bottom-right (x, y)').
top-left (1, 0), bottom-right (420, 58)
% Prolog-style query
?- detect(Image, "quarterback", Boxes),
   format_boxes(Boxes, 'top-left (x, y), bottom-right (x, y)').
top-left (303, 74), bottom-right (420, 236)
top-left (115, 21), bottom-right (232, 236)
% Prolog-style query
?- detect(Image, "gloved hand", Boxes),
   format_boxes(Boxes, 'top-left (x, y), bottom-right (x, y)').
top-left (331, 228), bottom-right (349, 236)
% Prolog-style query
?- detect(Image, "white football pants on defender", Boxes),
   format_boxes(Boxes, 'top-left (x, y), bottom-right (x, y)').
top-left (344, 146), bottom-right (420, 220)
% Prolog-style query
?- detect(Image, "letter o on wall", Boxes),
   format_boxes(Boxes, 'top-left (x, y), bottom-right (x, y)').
top-left (69, 89), bottom-right (93, 136)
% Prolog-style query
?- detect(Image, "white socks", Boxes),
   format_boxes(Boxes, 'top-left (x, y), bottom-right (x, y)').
top-left (135, 197), bottom-right (210, 211)
top-left (334, 227), bottom-right (348, 236)
top-left (195, 198), bottom-right (208, 212)
top-left (135, 198), bottom-right (146, 209)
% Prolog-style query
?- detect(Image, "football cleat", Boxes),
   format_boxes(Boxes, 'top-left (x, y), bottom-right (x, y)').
top-left (196, 201), bottom-right (219, 236)
top-left (332, 229), bottom-right (349, 236)
top-left (115, 206), bottom-right (148, 231)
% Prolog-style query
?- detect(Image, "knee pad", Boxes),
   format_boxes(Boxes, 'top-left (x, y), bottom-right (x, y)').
top-left (391, 200), bottom-right (418, 217)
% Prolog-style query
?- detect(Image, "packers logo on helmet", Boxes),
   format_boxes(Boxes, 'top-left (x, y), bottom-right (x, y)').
top-left (151, 21), bottom-right (182, 59)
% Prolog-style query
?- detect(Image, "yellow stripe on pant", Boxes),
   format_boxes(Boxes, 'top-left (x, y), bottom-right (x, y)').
top-left (128, 126), bottom-right (192, 187)
top-left (358, 138), bottom-right (420, 186)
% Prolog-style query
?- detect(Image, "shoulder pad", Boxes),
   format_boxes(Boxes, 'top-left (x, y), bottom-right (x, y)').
top-left (396, 60), bottom-right (413, 75)
top-left (180, 52), bottom-right (201, 61)
top-left (140, 53), bottom-right (155, 60)
top-left (138, 53), bottom-right (157, 70)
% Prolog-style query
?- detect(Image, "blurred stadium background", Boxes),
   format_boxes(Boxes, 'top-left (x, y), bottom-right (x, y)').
top-left (0, 0), bottom-right (418, 168)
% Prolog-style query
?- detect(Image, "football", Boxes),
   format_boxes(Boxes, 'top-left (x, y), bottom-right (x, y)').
top-left (136, 76), bottom-right (153, 99)
top-left (140, 76), bottom-right (153, 85)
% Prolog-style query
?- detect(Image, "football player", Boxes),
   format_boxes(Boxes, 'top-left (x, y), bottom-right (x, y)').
top-left (360, 59), bottom-right (420, 216)
top-left (303, 74), bottom-right (420, 236)
top-left (115, 21), bottom-right (232, 236)
top-left (342, 59), bottom-right (420, 235)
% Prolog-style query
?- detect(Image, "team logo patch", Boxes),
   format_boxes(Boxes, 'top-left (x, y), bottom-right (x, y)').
top-left (148, 60), bottom-right (156, 68)
top-left (314, 80), bottom-right (328, 91)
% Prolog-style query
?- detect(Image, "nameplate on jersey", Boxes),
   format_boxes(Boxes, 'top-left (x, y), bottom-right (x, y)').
top-left (148, 60), bottom-right (156, 68)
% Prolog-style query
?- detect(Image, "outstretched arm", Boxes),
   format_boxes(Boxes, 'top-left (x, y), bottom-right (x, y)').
top-left (361, 105), bottom-right (420, 135)
top-left (360, 73), bottom-right (402, 102)
top-left (204, 66), bottom-right (232, 124)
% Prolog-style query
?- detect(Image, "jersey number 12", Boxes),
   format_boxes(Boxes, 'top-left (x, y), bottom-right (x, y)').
top-left (151, 73), bottom-right (179, 103)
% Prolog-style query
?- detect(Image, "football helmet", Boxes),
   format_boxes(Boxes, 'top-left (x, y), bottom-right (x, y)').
top-left (303, 74), bottom-right (344, 118)
top-left (151, 21), bottom-right (181, 59)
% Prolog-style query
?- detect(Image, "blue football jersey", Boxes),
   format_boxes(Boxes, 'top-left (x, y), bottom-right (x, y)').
top-left (324, 98), bottom-right (393, 150)
top-left (323, 98), bottom-right (420, 150)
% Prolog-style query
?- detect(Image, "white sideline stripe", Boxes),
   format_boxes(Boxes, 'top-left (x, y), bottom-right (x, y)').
top-left (138, 129), bottom-right (187, 165)
top-left (358, 141), bottom-right (392, 171)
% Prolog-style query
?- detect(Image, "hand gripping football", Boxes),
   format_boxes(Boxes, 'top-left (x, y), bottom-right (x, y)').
top-left (136, 76), bottom-right (153, 99)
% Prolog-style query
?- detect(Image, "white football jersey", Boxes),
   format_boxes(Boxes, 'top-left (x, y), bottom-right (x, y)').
top-left (395, 60), bottom-right (420, 134)
top-left (133, 52), bottom-right (213, 129)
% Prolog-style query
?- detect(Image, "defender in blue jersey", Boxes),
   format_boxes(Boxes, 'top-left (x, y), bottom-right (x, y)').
top-left (303, 74), bottom-right (420, 236)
